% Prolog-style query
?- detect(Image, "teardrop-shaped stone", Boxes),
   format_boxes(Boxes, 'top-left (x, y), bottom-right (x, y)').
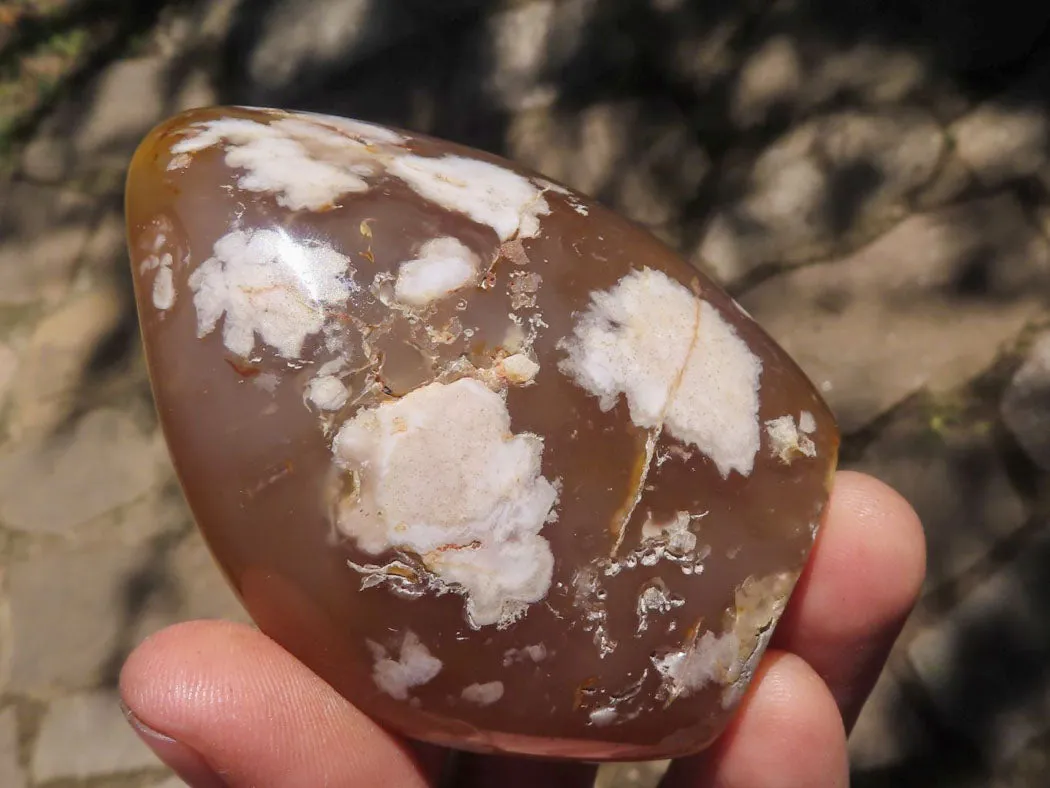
top-left (126, 106), bottom-right (839, 761)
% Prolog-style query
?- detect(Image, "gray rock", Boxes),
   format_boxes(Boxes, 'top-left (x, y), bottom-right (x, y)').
top-left (8, 287), bottom-right (124, 439)
top-left (7, 522), bottom-right (248, 697)
top-left (245, 0), bottom-right (484, 98)
top-left (0, 409), bottom-right (162, 534)
top-left (849, 669), bottom-right (932, 772)
top-left (951, 103), bottom-right (1049, 189)
top-left (908, 525), bottom-right (1050, 766)
top-left (0, 183), bottom-right (96, 306)
top-left (731, 34), bottom-right (927, 130)
top-left (21, 57), bottom-right (166, 187)
top-left (484, 0), bottom-right (599, 114)
top-left (100, 488), bottom-right (193, 547)
top-left (73, 58), bottom-right (168, 167)
top-left (78, 207), bottom-right (130, 279)
top-left (0, 708), bottom-right (25, 788)
top-left (0, 342), bottom-right (17, 414)
top-left (992, 732), bottom-right (1050, 788)
top-left (1001, 332), bottom-right (1050, 471)
top-left (595, 760), bottom-right (669, 788)
top-left (697, 109), bottom-right (945, 285)
top-left (248, 0), bottom-right (380, 91)
top-left (0, 570), bottom-right (10, 694)
top-left (31, 690), bottom-right (162, 781)
top-left (843, 396), bottom-right (1028, 589)
top-left (740, 195), bottom-right (1050, 432)
top-left (660, 0), bottom-right (771, 95)
top-left (730, 34), bottom-right (803, 128)
top-left (7, 543), bottom-right (151, 694)
top-left (508, 99), bottom-right (709, 235)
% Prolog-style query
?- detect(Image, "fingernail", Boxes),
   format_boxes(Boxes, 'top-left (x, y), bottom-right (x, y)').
top-left (121, 701), bottom-right (227, 788)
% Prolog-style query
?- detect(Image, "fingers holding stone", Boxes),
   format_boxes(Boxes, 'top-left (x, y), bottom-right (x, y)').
top-left (772, 470), bottom-right (926, 728)
top-left (120, 620), bottom-right (439, 788)
top-left (659, 651), bottom-right (849, 788)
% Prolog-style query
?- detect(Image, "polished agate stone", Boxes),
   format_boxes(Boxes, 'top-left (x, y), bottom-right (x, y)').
top-left (126, 107), bottom-right (839, 761)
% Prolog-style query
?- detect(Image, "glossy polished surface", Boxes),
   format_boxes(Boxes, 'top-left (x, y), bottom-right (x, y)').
top-left (126, 106), bottom-right (839, 761)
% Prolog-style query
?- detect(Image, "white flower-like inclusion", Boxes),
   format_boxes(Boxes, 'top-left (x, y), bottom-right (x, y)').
top-left (139, 225), bottom-right (176, 311)
top-left (367, 631), bottom-right (442, 700)
top-left (172, 117), bottom-right (384, 211)
top-left (394, 237), bottom-right (481, 307)
top-left (333, 377), bottom-right (558, 628)
top-left (386, 154), bottom-right (550, 241)
top-left (142, 251), bottom-right (175, 310)
top-left (559, 267), bottom-right (763, 478)
top-left (765, 411), bottom-right (817, 463)
top-left (188, 228), bottom-right (356, 359)
top-left (461, 681), bottom-right (505, 706)
top-left (173, 112), bottom-right (551, 240)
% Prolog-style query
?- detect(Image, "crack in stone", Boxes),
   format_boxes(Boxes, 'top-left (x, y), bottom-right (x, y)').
top-left (609, 287), bottom-right (704, 558)
top-left (609, 428), bottom-right (659, 556)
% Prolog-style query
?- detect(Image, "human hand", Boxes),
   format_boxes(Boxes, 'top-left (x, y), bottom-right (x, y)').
top-left (119, 470), bottom-right (925, 788)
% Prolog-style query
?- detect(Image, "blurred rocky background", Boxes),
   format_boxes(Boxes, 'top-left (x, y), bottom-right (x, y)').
top-left (2, 0), bottom-right (1050, 785)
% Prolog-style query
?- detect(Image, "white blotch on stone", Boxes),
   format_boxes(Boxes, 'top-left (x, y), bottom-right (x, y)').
top-left (167, 152), bottom-right (193, 171)
top-left (173, 112), bottom-right (556, 240)
top-left (559, 268), bottom-right (696, 425)
top-left (461, 681), bottom-right (505, 706)
top-left (296, 111), bottom-right (408, 146)
top-left (172, 117), bottom-right (384, 211)
top-left (305, 375), bottom-right (348, 411)
top-left (653, 573), bottom-right (794, 702)
top-left (665, 301), bottom-right (764, 477)
top-left (394, 237), bottom-right (481, 306)
top-left (499, 353), bottom-right (540, 384)
top-left (254, 371), bottom-right (280, 394)
top-left (150, 253), bottom-right (175, 310)
top-left (589, 707), bottom-right (619, 727)
top-left (368, 631), bottom-right (442, 701)
top-left (798, 410), bottom-right (816, 434)
top-left (188, 228), bottom-right (355, 359)
top-left (765, 414), bottom-right (817, 464)
top-left (388, 155), bottom-right (550, 241)
top-left (560, 268), bottom-right (763, 477)
top-left (333, 378), bottom-right (558, 628)
top-left (652, 629), bottom-right (741, 697)
top-left (502, 643), bottom-right (547, 666)
top-left (536, 179), bottom-right (589, 215)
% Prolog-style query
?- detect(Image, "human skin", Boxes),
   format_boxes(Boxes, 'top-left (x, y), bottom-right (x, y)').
top-left (120, 470), bottom-right (926, 788)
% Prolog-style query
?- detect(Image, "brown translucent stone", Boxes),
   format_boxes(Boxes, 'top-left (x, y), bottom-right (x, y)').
top-left (126, 107), bottom-right (839, 761)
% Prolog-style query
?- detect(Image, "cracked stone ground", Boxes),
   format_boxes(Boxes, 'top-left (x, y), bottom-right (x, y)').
top-left (2, 1), bottom-right (1050, 786)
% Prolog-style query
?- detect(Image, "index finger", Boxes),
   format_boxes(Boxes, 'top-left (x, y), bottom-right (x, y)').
top-left (771, 470), bottom-right (926, 728)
